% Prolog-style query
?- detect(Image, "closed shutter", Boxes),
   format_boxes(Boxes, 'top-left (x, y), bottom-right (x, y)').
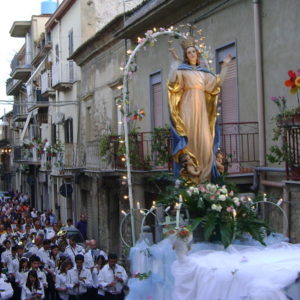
top-left (220, 59), bottom-right (238, 124)
top-left (153, 82), bottom-right (163, 128)
top-left (150, 72), bottom-right (164, 129)
top-left (216, 43), bottom-right (240, 173)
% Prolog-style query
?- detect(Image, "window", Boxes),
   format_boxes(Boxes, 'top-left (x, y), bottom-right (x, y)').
top-left (64, 118), bottom-right (73, 143)
top-left (86, 107), bottom-right (92, 141)
top-left (216, 43), bottom-right (240, 173)
top-left (55, 44), bottom-right (59, 63)
top-left (68, 30), bottom-right (74, 81)
top-left (150, 72), bottom-right (164, 129)
top-left (52, 124), bottom-right (57, 144)
top-left (216, 43), bottom-right (238, 124)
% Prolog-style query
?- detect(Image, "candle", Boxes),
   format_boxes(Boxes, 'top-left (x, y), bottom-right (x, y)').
top-left (277, 198), bottom-right (283, 206)
top-left (137, 201), bottom-right (140, 209)
top-left (179, 194), bottom-right (183, 203)
top-left (176, 202), bottom-right (181, 228)
top-left (263, 193), bottom-right (267, 201)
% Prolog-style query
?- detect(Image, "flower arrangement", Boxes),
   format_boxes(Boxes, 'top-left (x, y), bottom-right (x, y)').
top-left (133, 271), bottom-right (152, 281)
top-left (267, 68), bottom-right (300, 166)
top-left (158, 182), bottom-right (267, 248)
top-left (284, 69), bottom-right (300, 101)
top-left (176, 226), bottom-right (192, 242)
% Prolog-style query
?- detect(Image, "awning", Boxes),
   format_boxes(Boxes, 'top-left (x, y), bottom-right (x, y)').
top-left (19, 111), bottom-right (33, 144)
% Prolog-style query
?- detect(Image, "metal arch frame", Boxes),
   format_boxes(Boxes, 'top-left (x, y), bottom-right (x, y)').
top-left (121, 30), bottom-right (189, 246)
top-left (253, 200), bottom-right (289, 236)
top-left (119, 207), bottom-right (161, 248)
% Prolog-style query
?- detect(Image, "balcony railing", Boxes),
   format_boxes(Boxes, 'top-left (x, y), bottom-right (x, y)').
top-left (27, 84), bottom-right (49, 111)
top-left (93, 130), bottom-right (172, 171)
top-left (283, 124), bottom-right (300, 180)
top-left (41, 70), bottom-right (54, 95)
top-left (6, 78), bottom-right (22, 95)
top-left (13, 103), bottom-right (27, 120)
top-left (10, 51), bottom-right (32, 81)
top-left (52, 61), bottom-right (76, 90)
top-left (219, 122), bottom-right (259, 173)
top-left (95, 124), bottom-right (258, 173)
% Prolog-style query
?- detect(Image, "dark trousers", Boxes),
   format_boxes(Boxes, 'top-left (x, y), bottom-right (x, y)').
top-left (69, 293), bottom-right (88, 300)
top-left (105, 291), bottom-right (125, 300)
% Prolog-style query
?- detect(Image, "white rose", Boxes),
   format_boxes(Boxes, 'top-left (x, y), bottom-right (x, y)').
top-left (212, 204), bottom-right (222, 212)
top-left (233, 197), bottom-right (240, 206)
top-left (220, 188), bottom-right (228, 194)
top-left (193, 188), bottom-right (199, 195)
top-left (218, 195), bottom-right (226, 201)
top-left (187, 190), bottom-right (192, 196)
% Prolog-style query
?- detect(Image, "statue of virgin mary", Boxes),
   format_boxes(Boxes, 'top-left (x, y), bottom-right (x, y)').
top-left (168, 36), bottom-right (231, 183)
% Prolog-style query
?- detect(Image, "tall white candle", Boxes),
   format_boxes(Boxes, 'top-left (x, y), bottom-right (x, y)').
top-left (176, 203), bottom-right (180, 228)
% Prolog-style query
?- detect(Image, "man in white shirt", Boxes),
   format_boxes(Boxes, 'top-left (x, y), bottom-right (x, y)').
top-left (66, 254), bottom-right (92, 299)
top-left (84, 239), bottom-right (107, 270)
top-left (36, 239), bottom-right (51, 267)
top-left (1, 240), bottom-right (12, 268)
top-left (0, 273), bottom-right (13, 300)
top-left (98, 253), bottom-right (128, 300)
top-left (65, 236), bottom-right (85, 264)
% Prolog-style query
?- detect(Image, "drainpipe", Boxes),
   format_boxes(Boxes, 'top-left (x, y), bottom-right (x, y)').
top-left (253, 0), bottom-right (266, 166)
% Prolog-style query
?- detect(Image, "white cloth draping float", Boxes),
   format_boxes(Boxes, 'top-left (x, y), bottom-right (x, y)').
top-left (126, 234), bottom-right (300, 300)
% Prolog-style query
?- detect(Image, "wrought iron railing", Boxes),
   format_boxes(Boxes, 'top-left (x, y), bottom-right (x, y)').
top-left (219, 122), bottom-right (259, 173)
top-left (79, 124), bottom-right (259, 174)
top-left (284, 125), bottom-right (300, 180)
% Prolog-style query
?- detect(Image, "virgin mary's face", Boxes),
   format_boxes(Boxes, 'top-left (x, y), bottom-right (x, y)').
top-left (186, 47), bottom-right (198, 65)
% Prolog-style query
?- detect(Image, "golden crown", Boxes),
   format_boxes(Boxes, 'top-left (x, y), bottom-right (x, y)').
top-left (180, 36), bottom-right (196, 51)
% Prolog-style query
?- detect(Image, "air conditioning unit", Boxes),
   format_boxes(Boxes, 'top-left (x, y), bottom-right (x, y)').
top-left (53, 112), bottom-right (65, 124)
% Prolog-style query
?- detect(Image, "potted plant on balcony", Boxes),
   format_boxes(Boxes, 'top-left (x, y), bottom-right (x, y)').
top-left (51, 140), bottom-right (64, 156)
top-left (267, 68), bottom-right (300, 180)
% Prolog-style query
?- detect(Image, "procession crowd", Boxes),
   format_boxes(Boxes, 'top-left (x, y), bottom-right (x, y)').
top-left (0, 192), bottom-right (128, 300)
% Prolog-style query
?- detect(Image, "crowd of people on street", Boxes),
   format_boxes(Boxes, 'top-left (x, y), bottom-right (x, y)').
top-left (0, 191), bottom-right (128, 300)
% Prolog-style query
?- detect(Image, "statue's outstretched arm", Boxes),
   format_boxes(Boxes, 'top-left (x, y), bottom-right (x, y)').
top-left (219, 54), bottom-right (232, 85)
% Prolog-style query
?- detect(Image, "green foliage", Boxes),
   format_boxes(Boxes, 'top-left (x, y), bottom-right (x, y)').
top-left (158, 182), bottom-right (268, 248)
top-left (151, 125), bottom-right (172, 166)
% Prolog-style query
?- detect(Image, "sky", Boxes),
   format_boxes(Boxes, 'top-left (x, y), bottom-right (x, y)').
top-left (0, 0), bottom-right (63, 117)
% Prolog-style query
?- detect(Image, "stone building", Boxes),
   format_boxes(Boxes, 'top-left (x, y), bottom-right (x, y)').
top-left (5, 0), bottom-right (300, 254)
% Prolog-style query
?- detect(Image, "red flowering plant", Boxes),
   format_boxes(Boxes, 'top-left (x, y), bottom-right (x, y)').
top-left (284, 69), bottom-right (300, 102)
top-left (267, 68), bottom-right (300, 165)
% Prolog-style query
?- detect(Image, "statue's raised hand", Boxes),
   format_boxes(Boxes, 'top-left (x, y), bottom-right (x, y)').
top-left (169, 48), bottom-right (180, 61)
top-left (223, 54), bottom-right (232, 65)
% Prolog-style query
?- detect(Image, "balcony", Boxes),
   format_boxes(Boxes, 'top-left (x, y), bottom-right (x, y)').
top-left (219, 122), bottom-right (259, 174)
top-left (282, 124), bottom-right (300, 181)
top-left (94, 130), bottom-right (172, 172)
top-left (94, 124), bottom-right (259, 173)
top-left (13, 146), bottom-right (41, 165)
top-left (41, 70), bottom-right (55, 96)
top-left (51, 61), bottom-right (76, 90)
top-left (10, 21), bottom-right (31, 37)
top-left (13, 104), bottom-right (28, 122)
top-left (32, 41), bottom-right (52, 66)
top-left (27, 87), bottom-right (49, 112)
top-left (10, 51), bottom-right (32, 81)
top-left (6, 78), bottom-right (23, 96)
